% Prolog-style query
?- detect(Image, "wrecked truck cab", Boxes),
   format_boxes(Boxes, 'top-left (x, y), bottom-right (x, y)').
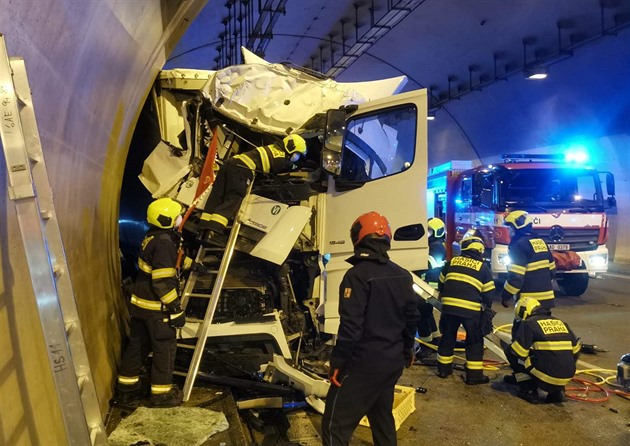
top-left (122, 48), bottom-right (430, 385)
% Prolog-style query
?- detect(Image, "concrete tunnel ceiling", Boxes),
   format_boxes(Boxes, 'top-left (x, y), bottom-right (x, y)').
top-left (164, 0), bottom-right (630, 166)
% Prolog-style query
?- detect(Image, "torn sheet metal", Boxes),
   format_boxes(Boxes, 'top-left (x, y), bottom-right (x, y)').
top-left (200, 47), bottom-right (408, 136)
top-left (138, 141), bottom-right (191, 198)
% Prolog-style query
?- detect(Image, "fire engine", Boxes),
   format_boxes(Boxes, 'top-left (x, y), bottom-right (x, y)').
top-left (427, 154), bottom-right (616, 296)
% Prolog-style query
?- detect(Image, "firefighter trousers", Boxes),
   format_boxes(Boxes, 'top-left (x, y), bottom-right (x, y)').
top-left (322, 366), bottom-right (401, 446)
top-left (119, 315), bottom-right (177, 391)
top-left (438, 313), bottom-right (484, 367)
top-left (202, 160), bottom-right (253, 233)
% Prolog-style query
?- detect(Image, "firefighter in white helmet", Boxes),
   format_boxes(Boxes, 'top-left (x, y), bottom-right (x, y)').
top-left (197, 134), bottom-right (307, 246)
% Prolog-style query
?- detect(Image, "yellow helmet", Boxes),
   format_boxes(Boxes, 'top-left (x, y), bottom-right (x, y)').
top-left (427, 217), bottom-right (445, 238)
top-left (504, 210), bottom-right (533, 230)
top-left (460, 236), bottom-right (484, 254)
top-left (147, 197), bottom-right (183, 229)
top-left (283, 134), bottom-right (307, 155)
top-left (515, 297), bottom-right (541, 320)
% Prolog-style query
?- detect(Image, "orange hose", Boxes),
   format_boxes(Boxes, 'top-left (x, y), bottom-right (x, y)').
top-left (565, 377), bottom-right (610, 403)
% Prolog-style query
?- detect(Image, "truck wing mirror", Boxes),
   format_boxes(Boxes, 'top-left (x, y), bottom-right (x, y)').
top-left (322, 109), bottom-right (346, 176)
top-left (605, 172), bottom-right (615, 197)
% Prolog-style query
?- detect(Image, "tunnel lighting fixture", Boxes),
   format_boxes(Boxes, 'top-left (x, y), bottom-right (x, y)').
top-left (525, 66), bottom-right (548, 80)
top-left (427, 111), bottom-right (436, 121)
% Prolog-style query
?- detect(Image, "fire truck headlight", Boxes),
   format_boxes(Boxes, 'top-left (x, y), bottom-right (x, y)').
top-left (589, 254), bottom-right (607, 268)
top-left (498, 253), bottom-right (511, 266)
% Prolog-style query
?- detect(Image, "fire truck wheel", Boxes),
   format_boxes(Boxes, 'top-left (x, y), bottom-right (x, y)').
top-left (557, 274), bottom-right (589, 296)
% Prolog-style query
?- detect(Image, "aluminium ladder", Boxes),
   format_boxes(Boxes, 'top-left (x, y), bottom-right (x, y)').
top-left (0, 34), bottom-right (107, 445)
top-left (180, 179), bottom-right (254, 401)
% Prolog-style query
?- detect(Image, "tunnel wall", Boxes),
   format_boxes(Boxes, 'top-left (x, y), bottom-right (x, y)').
top-left (0, 1), bottom-right (207, 444)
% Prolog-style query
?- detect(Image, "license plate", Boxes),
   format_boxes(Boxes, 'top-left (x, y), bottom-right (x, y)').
top-left (549, 244), bottom-right (570, 251)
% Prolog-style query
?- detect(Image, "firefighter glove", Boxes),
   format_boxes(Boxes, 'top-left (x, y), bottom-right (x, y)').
top-left (500, 289), bottom-right (513, 308)
top-left (168, 305), bottom-right (186, 328)
top-left (404, 348), bottom-right (415, 368)
top-left (328, 356), bottom-right (346, 387)
top-left (191, 262), bottom-right (210, 275)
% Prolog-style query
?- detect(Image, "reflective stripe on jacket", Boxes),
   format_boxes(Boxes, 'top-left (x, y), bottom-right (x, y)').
top-left (130, 228), bottom-right (181, 316)
top-left (510, 313), bottom-right (580, 386)
top-left (438, 253), bottom-right (495, 318)
top-left (505, 231), bottom-right (556, 307)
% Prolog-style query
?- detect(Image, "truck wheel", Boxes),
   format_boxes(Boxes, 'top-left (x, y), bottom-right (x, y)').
top-left (557, 274), bottom-right (589, 296)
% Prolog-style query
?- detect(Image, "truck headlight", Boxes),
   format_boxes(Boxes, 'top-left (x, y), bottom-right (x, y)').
top-left (589, 254), bottom-right (608, 268)
top-left (497, 253), bottom-right (511, 266)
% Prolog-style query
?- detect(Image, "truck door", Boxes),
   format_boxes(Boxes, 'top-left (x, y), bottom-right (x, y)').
top-left (319, 89), bottom-right (428, 333)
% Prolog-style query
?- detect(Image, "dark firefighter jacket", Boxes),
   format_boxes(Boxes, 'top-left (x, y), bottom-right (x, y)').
top-left (510, 308), bottom-right (581, 387)
top-left (233, 143), bottom-right (293, 174)
top-left (504, 229), bottom-right (556, 307)
top-left (330, 238), bottom-right (419, 373)
top-left (425, 236), bottom-right (447, 285)
top-left (130, 228), bottom-right (182, 318)
top-left (438, 251), bottom-right (495, 318)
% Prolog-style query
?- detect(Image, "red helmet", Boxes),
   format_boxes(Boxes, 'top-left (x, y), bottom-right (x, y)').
top-left (350, 211), bottom-right (392, 246)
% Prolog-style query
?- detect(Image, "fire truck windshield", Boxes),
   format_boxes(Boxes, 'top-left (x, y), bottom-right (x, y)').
top-left (499, 168), bottom-right (604, 211)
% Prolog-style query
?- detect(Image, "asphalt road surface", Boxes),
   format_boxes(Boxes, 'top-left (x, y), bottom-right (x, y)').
top-left (336, 273), bottom-right (630, 446)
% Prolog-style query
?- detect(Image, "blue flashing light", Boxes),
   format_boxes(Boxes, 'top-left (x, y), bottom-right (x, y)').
top-left (564, 147), bottom-right (588, 164)
top-left (455, 199), bottom-right (463, 204)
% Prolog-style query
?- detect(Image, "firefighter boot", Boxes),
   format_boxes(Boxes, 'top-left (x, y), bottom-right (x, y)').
top-left (463, 369), bottom-right (490, 385)
top-left (112, 381), bottom-right (146, 407)
top-left (516, 381), bottom-right (540, 404)
top-left (150, 386), bottom-right (183, 408)
top-left (545, 389), bottom-right (567, 404)
top-left (436, 362), bottom-right (453, 378)
top-left (503, 373), bottom-right (518, 385)
top-left (201, 230), bottom-right (227, 248)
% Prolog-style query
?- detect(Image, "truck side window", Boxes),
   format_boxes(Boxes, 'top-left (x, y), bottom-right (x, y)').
top-left (341, 104), bottom-right (416, 182)
top-left (480, 173), bottom-right (494, 208)
top-left (460, 175), bottom-right (472, 206)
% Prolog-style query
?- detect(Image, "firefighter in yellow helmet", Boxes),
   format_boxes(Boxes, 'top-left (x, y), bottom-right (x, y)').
top-left (115, 198), bottom-right (186, 407)
top-left (415, 217), bottom-right (446, 360)
top-left (501, 210), bottom-right (557, 385)
top-left (503, 297), bottom-right (581, 404)
top-left (322, 211), bottom-right (419, 446)
top-left (501, 210), bottom-right (556, 311)
top-left (436, 236), bottom-right (496, 384)
top-left (197, 134), bottom-right (307, 246)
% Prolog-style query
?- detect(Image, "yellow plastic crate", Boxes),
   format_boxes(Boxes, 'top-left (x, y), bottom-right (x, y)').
top-left (359, 385), bottom-right (416, 431)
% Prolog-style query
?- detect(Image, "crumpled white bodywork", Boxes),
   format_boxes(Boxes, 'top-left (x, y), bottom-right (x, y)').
top-left (200, 47), bottom-right (407, 135)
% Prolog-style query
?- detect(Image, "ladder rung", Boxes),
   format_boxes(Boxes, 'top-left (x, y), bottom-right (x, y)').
top-left (176, 343), bottom-right (196, 350)
top-left (188, 292), bottom-right (213, 298)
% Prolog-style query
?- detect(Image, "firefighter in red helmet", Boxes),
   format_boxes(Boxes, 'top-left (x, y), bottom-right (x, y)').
top-left (322, 211), bottom-right (419, 446)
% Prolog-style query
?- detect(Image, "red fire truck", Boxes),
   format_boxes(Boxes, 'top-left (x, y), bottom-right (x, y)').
top-left (427, 154), bottom-right (616, 296)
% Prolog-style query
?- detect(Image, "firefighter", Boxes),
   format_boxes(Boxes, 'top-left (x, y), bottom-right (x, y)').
top-left (500, 210), bottom-right (556, 327)
top-left (415, 217), bottom-right (446, 359)
top-left (436, 236), bottom-right (496, 384)
top-left (503, 297), bottom-right (581, 404)
top-left (322, 211), bottom-right (419, 446)
top-left (115, 198), bottom-right (187, 407)
top-left (198, 134), bottom-right (307, 246)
